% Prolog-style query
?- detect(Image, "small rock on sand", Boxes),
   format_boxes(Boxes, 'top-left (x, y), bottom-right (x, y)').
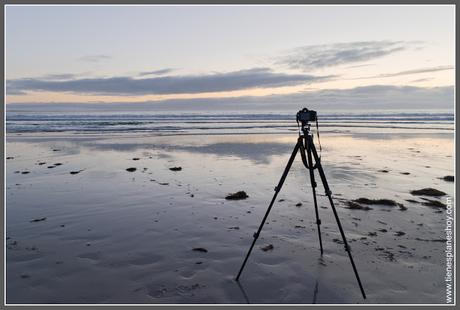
top-left (132, 158), bottom-right (140, 161)
top-left (6, 157), bottom-right (14, 160)
top-left (394, 231), bottom-right (406, 237)
top-left (225, 191), bottom-right (249, 200)
top-left (126, 168), bottom-right (137, 172)
top-left (169, 167), bottom-right (182, 171)
top-left (192, 247), bottom-right (208, 253)
top-left (410, 188), bottom-right (446, 197)
top-left (378, 169), bottom-right (390, 173)
top-left (21, 171), bottom-right (30, 174)
top-left (261, 244), bottom-right (274, 251)
top-left (400, 172), bottom-right (410, 175)
top-left (70, 170), bottom-right (84, 175)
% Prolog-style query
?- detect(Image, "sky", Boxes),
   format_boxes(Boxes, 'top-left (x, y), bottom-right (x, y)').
top-left (5, 5), bottom-right (455, 111)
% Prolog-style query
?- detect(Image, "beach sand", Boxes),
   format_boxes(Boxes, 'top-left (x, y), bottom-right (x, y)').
top-left (6, 130), bottom-right (454, 304)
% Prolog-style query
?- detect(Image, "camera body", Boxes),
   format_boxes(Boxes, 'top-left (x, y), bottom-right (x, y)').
top-left (296, 108), bottom-right (317, 123)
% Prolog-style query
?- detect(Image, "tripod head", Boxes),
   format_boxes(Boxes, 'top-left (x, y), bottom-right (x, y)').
top-left (296, 108), bottom-right (317, 135)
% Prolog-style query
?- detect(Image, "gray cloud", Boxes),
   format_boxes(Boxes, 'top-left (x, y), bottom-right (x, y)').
top-left (353, 65), bottom-right (453, 80)
top-left (78, 54), bottom-right (111, 63)
top-left (277, 41), bottom-right (421, 71)
top-left (7, 68), bottom-right (333, 96)
top-left (42, 73), bottom-right (78, 80)
top-left (138, 68), bottom-right (175, 76)
top-left (8, 85), bottom-right (453, 111)
top-left (411, 78), bottom-right (433, 83)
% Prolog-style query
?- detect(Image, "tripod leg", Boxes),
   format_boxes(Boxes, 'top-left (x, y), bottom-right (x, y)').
top-left (236, 138), bottom-right (301, 281)
top-left (309, 140), bottom-right (367, 299)
top-left (304, 136), bottom-right (323, 255)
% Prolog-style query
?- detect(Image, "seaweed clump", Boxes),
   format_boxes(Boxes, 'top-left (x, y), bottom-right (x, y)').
top-left (225, 191), bottom-right (249, 200)
top-left (410, 188), bottom-right (446, 197)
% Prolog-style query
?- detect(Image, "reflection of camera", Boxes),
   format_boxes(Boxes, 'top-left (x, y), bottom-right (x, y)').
top-left (296, 108), bottom-right (317, 123)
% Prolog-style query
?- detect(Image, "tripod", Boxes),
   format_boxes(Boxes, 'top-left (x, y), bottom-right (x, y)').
top-left (235, 112), bottom-right (366, 300)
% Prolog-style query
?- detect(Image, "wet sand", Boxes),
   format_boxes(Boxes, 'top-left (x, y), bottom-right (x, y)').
top-left (6, 131), bottom-right (454, 304)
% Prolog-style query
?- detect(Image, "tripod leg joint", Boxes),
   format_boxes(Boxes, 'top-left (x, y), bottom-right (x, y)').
top-left (325, 189), bottom-right (332, 196)
top-left (344, 244), bottom-right (350, 252)
top-left (316, 219), bottom-right (321, 225)
top-left (253, 232), bottom-right (260, 239)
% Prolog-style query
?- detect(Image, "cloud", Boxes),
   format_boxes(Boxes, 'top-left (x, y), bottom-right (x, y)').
top-left (138, 68), bottom-right (175, 76)
top-left (276, 41), bottom-right (421, 71)
top-left (7, 68), bottom-right (333, 96)
top-left (78, 54), bottom-right (111, 63)
top-left (8, 85), bottom-right (453, 111)
top-left (411, 78), bottom-right (433, 83)
top-left (353, 65), bottom-right (453, 80)
top-left (41, 73), bottom-right (78, 80)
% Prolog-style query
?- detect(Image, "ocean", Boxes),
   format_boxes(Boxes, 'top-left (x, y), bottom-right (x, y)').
top-left (5, 110), bottom-right (455, 135)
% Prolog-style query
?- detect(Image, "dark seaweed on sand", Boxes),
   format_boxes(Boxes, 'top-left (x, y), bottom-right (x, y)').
top-left (398, 204), bottom-right (408, 211)
top-left (441, 175), bottom-right (454, 182)
top-left (225, 191), bottom-right (249, 200)
top-left (410, 188), bottom-right (446, 197)
top-left (421, 198), bottom-right (447, 209)
top-left (354, 198), bottom-right (398, 206)
top-left (192, 247), bottom-right (208, 253)
top-left (346, 197), bottom-right (406, 211)
top-left (345, 201), bottom-right (372, 211)
top-left (261, 244), bottom-right (274, 251)
top-left (30, 217), bottom-right (47, 223)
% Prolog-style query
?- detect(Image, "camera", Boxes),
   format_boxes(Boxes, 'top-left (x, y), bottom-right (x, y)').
top-left (296, 108), bottom-right (317, 123)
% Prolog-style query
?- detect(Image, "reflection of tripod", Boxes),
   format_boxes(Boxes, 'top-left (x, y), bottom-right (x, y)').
top-left (235, 109), bottom-right (366, 299)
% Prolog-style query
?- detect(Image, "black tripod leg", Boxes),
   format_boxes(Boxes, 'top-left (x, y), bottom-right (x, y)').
top-left (309, 141), bottom-right (367, 299)
top-left (304, 136), bottom-right (323, 255)
top-left (236, 138), bottom-right (301, 281)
